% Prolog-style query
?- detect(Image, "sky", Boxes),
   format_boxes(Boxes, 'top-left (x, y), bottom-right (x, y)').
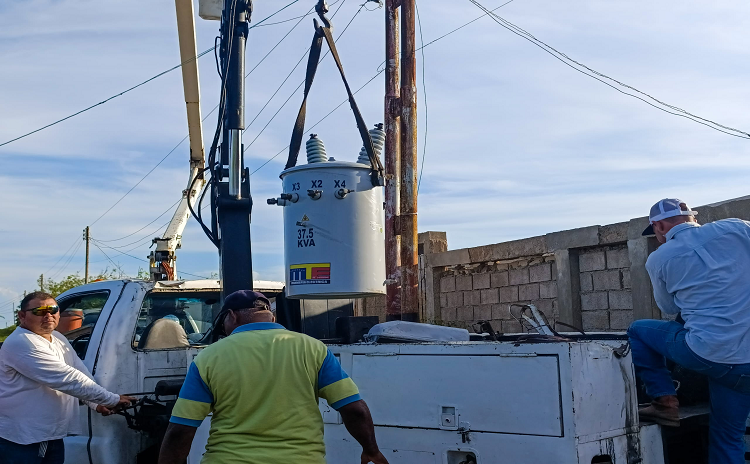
top-left (1, 0), bottom-right (750, 324)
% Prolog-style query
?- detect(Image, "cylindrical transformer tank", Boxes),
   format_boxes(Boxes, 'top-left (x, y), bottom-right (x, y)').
top-left (278, 161), bottom-right (386, 299)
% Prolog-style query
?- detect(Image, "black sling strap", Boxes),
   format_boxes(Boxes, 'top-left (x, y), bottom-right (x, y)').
top-left (285, 19), bottom-right (384, 184)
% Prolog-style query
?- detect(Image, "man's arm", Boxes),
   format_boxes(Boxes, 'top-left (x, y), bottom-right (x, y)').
top-left (339, 400), bottom-right (389, 464)
top-left (158, 423), bottom-right (197, 464)
top-left (646, 260), bottom-right (681, 315)
top-left (5, 339), bottom-right (121, 406)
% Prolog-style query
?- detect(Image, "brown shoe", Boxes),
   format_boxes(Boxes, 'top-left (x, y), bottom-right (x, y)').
top-left (639, 395), bottom-right (680, 427)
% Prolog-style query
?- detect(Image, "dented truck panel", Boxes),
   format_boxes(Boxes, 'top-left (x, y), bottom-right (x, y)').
top-left (324, 340), bottom-right (663, 464)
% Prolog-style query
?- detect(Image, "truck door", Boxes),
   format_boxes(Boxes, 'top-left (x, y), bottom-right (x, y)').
top-left (56, 280), bottom-right (136, 464)
top-left (131, 290), bottom-right (220, 462)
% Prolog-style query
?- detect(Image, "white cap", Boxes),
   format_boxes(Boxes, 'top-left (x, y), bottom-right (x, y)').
top-left (642, 198), bottom-right (697, 236)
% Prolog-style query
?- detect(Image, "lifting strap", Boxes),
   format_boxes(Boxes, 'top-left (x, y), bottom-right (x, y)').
top-left (284, 19), bottom-right (385, 183)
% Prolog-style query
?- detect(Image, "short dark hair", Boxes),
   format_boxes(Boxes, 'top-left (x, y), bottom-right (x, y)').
top-left (20, 291), bottom-right (56, 311)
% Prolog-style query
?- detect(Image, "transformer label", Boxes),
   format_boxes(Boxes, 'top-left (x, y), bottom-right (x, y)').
top-left (297, 227), bottom-right (315, 247)
top-left (290, 263), bottom-right (331, 285)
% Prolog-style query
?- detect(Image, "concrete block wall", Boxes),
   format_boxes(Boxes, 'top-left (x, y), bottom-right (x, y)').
top-left (420, 195), bottom-right (750, 334)
top-left (437, 257), bottom-right (557, 333)
top-left (578, 246), bottom-right (633, 331)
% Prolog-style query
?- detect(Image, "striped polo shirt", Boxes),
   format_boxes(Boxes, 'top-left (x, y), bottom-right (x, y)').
top-left (170, 322), bottom-right (360, 464)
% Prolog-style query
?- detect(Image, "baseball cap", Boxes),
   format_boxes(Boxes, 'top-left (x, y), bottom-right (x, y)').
top-left (642, 198), bottom-right (697, 236)
top-left (222, 290), bottom-right (272, 312)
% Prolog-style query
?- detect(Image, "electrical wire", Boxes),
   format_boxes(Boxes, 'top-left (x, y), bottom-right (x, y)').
top-left (48, 239), bottom-right (84, 280)
top-left (243, 0), bottom-right (365, 154)
top-left (91, 241), bottom-right (126, 277)
top-left (415, 0), bottom-right (428, 193)
top-left (0, 0), bottom-right (304, 150)
top-left (254, 0), bottom-right (343, 27)
top-left (467, 0), bottom-right (750, 140)
top-left (42, 235), bottom-right (82, 276)
top-left (95, 198), bottom-right (181, 242)
top-left (250, 68), bottom-right (385, 174)
top-left (92, 239), bottom-right (210, 279)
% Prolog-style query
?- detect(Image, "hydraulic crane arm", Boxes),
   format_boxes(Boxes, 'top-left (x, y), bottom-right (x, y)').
top-left (150, 0), bottom-right (207, 281)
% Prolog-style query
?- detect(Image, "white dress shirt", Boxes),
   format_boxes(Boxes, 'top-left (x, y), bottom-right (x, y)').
top-left (0, 327), bottom-right (120, 444)
top-left (646, 219), bottom-right (750, 364)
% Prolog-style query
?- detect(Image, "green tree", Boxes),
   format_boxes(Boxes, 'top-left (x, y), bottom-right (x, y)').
top-left (30, 268), bottom-right (122, 298)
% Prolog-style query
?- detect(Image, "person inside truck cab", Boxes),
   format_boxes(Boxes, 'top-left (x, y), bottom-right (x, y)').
top-left (628, 198), bottom-right (750, 464)
top-left (157, 290), bottom-right (389, 464)
top-left (0, 291), bottom-right (136, 464)
top-left (137, 298), bottom-right (189, 350)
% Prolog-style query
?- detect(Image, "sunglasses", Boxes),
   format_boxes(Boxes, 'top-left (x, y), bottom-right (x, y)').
top-left (25, 305), bottom-right (60, 316)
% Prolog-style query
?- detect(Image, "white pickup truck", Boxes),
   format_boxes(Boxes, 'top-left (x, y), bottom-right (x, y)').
top-left (35, 278), bottom-right (713, 464)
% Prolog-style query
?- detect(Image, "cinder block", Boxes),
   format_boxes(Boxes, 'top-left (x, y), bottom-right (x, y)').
top-left (581, 291), bottom-right (608, 311)
top-left (582, 310), bottom-right (609, 330)
top-left (475, 304), bottom-right (492, 320)
top-left (529, 263), bottom-right (552, 283)
top-left (609, 290), bottom-right (633, 310)
top-left (531, 299), bottom-right (553, 314)
top-left (593, 270), bottom-right (622, 291)
top-left (491, 271), bottom-right (509, 288)
top-left (499, 286), bottom-right (519, 303)
top-left (491, 304), bottom-right (510, 320)
top-left (540, 281), bottom-right (558, 299)
top-left (481, 288), bottom-right (500, 304)
top-left (518, 283), bottom-right (540, 301)
top-left (606, 247), bottom-right (630, 269)
top-left (501, 320), bottom-right (524, 334)
top-left (441, 307), bottom-right (457, 321)
top-left (473, 273), bottom-right (491, 290)
top-left (457, 307), bottom-right (474, 321)
top-left (446, 292), bottom-right (464, 307)
top-left (440, 293), bottom-right (448, 308)
top-left (509, 268), bottom-right (530, 285)
top-left (464, 290), bottom-right (481, 306)
top-left (456, 275), bottom-right (473, 291)
top-left (580, 272), bottom-right (593, 292)
top-left (551, 261), bottom-right (557, 280)
top-left (609, 310), bottom-right (635, 330)
top-left (579, 251), bottom-right (606, 272)
top-left (440, 276), bottom-right (456, 293)
top-left (622, 269), bottom-right (631, 289)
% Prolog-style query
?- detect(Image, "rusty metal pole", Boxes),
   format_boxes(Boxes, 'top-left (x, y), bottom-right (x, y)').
top-left (384, 0), bottom-right (402, 320)
top-left (399, 0), bottom-right (419, 321)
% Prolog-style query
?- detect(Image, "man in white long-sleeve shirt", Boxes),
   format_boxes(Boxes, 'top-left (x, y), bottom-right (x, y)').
top-left (628, 199), bottom-right (750, 464)
top-left (0, 291), bottom-right (134, 464)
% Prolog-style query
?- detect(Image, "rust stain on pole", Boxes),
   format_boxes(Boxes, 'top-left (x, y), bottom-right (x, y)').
top-left (385, 0), bottom-right (402, 320)
top-left (399, 0), bottom-right (419, 322)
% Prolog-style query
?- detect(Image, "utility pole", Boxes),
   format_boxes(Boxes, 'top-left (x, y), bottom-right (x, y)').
top-left (384, 0), bottom-right (402, 320)
top-left (216, 0), bottom-right (253, 300)
top-left (84, 226), bottom-right (90, 284)
top-left (399, 0), bottom-right (419, 321)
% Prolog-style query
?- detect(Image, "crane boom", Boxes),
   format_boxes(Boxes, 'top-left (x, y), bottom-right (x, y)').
top-left (150, 0), bottom-right (207, 281)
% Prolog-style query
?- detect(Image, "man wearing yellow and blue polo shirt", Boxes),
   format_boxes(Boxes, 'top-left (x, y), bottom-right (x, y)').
top-left (158, 290), bottom-right (388, 464)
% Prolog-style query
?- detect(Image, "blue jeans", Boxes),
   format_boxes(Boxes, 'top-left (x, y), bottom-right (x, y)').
top-left (0, 437), bottom-right (65, 464)
top-left (628, 319), bottom-right (750, 464)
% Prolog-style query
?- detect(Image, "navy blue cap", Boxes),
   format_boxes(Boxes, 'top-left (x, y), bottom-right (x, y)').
top-left (222, 290), bottom-right (271, 312)
top-left (642, 198), bottom-right (697, 236)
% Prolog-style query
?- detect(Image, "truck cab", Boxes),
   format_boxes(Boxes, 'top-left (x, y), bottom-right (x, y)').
top-left (55, 279), bottom-right (283, 463)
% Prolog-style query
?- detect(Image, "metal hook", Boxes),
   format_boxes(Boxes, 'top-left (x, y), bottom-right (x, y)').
top-left (315, 0), bottom-right (332, 30)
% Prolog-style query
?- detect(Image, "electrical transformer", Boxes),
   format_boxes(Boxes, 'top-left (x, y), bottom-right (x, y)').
top-left (269, 128), bottom-right (387, 299)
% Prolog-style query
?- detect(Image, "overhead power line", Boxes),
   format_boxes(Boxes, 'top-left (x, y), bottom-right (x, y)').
top-left (0, 0), bottom-right (303, 150)
top-left (92, 239), bottom-right (211, 279)
top-left (416, 0), bottom-right (428, 193)
top-left (467, 0), bottom-right (750, 140)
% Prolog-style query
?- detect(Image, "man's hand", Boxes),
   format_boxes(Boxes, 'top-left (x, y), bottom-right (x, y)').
top-left (95, 404), bottom-right (115, 416)
top-left (113, 395), bottom-right (137, 412)
top-left (361, 450), bottom-right (389, 464)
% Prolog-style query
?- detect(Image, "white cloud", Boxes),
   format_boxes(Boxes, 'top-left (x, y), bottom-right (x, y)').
top-left (2, 0), bottom-right (750, 298)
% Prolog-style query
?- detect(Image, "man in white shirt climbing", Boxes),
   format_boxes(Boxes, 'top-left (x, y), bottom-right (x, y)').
top-left (628, 198), bottom-right (750, 464)
top-left (0, 291), bottom-right (135, 464)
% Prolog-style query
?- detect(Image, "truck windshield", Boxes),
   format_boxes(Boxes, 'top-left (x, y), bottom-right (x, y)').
top-left (133, 292), bottom-right (220, 350)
